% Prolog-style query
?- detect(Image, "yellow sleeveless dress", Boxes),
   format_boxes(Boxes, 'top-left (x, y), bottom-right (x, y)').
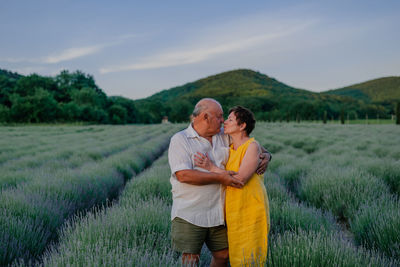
top-left (225, 138), bottom-right (270, 267)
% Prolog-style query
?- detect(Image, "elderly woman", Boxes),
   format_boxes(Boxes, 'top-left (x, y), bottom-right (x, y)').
top-left (195, 106), bottom-right (270, 267)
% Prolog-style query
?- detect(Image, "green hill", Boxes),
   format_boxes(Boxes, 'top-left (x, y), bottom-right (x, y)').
top-left (134, 69), bottom-right (367, 123)
top-left (145, 69), bottom-right (314, 102)
top-left (134, 69), bottom-right (400, 123)
top-left (324, 76), bottom-right (400, 103)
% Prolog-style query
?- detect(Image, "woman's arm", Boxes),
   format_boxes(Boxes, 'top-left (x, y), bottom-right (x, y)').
top-left (233, 142), bottom-right (261, 184)
top-left (175, 169), bottom-right (243, 187)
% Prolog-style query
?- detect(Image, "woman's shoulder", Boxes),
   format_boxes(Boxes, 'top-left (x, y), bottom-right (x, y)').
top-left (247, 138), bottom-right (261, 153)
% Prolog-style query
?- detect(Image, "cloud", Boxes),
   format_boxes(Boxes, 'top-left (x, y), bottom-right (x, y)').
top-left (99, 18), bottom-right (315, 74)
top-left (0, 46), bottom-right (103, 64)
top-left (0, 34), bottom-right (135, 64)
top-left (0, 45), bottom-right (104, 64)
top-left (44, 34), bottom-right (139, 64)
top-left (43, 45), bottom-right (105, 64)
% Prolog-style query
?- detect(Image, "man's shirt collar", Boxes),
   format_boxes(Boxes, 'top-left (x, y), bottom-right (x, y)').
top-left (186, 123), bottom-right (200, 139)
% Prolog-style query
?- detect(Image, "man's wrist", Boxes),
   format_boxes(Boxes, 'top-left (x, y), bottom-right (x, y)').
top-left (217, 172), bottom-right (225, 184)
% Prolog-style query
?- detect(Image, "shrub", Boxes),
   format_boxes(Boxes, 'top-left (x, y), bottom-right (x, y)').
top-left (39, 154), bottom-right (180, 267)
top-left (40, 198), bottom-right (176, 267)
top-left (364, 159), bottom-right (400, 195)
top-left (267, 230), bottom-right (396, 267)
top-left (350, 197), bottom-right (400, 260)
top-left (276, 157), bottom-right (310, 194)
top-left (269, 200), bottom-right (337, 235)
top-left (262, 141), bottom-right (284, 154)
top-left (264, 171), bottom-right (294, 203)
top-left (120, 165), bottom-right (172, 205)
top-left (299, 166), bottom-right (390, 220)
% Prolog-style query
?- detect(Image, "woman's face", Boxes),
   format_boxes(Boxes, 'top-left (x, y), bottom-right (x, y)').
top-left (224, 112), bottom-right (243, 134)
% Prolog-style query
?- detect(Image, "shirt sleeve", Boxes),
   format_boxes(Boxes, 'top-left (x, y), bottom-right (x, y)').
top-left (168, 134), bottom-right (193, 174)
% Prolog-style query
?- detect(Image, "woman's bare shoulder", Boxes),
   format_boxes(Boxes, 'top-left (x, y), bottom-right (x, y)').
top-left (248, 139), bottom-right (261, 153)
top-left (245, 141), bottom-right (261, 158)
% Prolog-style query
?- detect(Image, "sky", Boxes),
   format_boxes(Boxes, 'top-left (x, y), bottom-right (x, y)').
top-left (1, 0), bottom-right (399, 100)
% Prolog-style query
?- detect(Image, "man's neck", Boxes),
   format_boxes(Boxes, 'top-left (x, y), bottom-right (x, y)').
top-left (192, 123), bottom-right (213, 144)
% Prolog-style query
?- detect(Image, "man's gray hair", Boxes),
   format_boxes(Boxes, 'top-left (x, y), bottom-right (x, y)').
top-left (192, 103), bottom-right (206, 117)
top-left (192, 98), bottom-right (222, 117)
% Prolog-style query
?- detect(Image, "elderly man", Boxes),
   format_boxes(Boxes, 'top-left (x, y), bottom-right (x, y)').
top-left (168, 98), bottom-right (270, 267)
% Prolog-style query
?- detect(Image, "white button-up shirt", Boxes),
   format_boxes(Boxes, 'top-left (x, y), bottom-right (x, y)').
top-left (168, 124), bottom-right (230, 227)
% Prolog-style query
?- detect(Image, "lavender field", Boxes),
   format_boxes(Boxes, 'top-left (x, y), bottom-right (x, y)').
top-left (0, 124), bottom-right (182, 266)
top-left (1, 123), bottom-right (399, 266)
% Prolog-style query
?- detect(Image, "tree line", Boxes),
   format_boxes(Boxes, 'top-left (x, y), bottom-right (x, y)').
top-left (0, 69), bottom-right (399, 124)
top-left (134, 95), bottom-right (398, 124)
top-left (0, 70), bottom-right (139, 124)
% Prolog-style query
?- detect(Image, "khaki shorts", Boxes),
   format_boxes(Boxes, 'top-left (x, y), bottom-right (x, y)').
top-left (171, 217), bottom-right (228, 254)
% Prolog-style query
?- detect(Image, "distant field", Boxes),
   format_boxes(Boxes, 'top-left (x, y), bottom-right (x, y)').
top-left (1, 123), bottom-right (399, 266)
top-left (266, 119), bottom-right (396, 124)
top-left (346, 119), bottom-right (395, 124)
top-left (331, 119), bottom-right (395, 124)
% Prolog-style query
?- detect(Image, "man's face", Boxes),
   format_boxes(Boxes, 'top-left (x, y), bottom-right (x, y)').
top-left (206, 105), bottom-right (224, 134)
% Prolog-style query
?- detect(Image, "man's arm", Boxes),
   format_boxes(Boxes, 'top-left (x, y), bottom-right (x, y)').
top-left (256, 142), bottom-right (272, 175)
top-left (260, 145), bottom-right (272, 161)
top-left (175, 169), bottom-right (243, 188)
